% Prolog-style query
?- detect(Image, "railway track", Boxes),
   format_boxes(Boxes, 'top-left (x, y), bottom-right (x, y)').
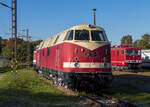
top-left (81, 94), bottom-right (141, 107)
top-left (37, 73), bottom-right (141, 107)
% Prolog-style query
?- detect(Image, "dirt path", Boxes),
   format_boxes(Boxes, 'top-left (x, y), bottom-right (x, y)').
top-left (113, 71), bottom-right (150, 93)
top-left (0, 74), bottom-right (5, 80)
top-left (113, 71), bottom-right (150, 76)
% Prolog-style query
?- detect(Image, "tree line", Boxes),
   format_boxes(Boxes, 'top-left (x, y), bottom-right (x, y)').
top-left (121, 34), bottom-right (150, 49)
top-left (0, 33), bottom-right (149, 65)
top-left (0, 37), bottom-right (42, 65)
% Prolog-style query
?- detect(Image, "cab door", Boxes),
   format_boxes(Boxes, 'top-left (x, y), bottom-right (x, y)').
top-left (56, 46), bottom-right (60, 70)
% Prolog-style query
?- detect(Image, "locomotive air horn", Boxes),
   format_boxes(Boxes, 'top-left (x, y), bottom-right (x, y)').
top-left (93, 8), bottom-right (96, 25)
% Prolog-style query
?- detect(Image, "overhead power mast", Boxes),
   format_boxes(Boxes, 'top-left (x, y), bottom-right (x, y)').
top-left (0, 0), bottom-right (17, 72)
top-left (11, 0), bottom-right (17, 64)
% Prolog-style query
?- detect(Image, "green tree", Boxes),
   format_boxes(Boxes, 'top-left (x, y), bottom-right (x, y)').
top-left (1, 38), bottom-right (42, 66)
top-left (1, 38), bottom-right (14, 59)
top-left (133, 40), bottom-right (140, 47)
top-left (133, 34), bottom-right (150, 49)
top-left (30, 40), bottom-right (42, 62)
top-left (141, 34), bottom-right (150, 49)
top-left (0, 37), bottom-right (8, 55)
top-left (121, 35), bottom-right (133, 44)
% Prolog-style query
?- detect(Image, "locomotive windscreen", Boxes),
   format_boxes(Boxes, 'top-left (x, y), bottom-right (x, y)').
top-left (75, 30), bottom-right (89, 40)
top-left (91, 31), bottom-right (105, 41)
top-left (126, 49), bottom-right (140, 55)
top-left (65, 30), bottom-right (73, 40)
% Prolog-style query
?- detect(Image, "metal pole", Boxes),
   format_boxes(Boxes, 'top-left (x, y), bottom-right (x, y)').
top-left (11, 0), bottom-right (17, 64)
top-left (14, 0), bottom-right (17, 63)
top-left (19, 29), bottom-right (31, 68)
top-left (11, 0), bottom-right (13, 39)
top-left (93, 8), bottom-right (96, 25)
top-left (11, 0), bottom-right (17, 72)
top-left (26, 29), bottom-right (31, 68)
top-left (0, 0), bottom-right (17, 72)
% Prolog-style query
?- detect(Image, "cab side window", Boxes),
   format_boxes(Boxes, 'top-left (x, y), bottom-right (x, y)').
top-left (47, 48), bottom-right (50, 56)
top-left (65, 30), bottom-right (73, 40)
top-left (121, 50), bottom-right (124, 55)
top-left (43, 49), bottom-right (44, 56)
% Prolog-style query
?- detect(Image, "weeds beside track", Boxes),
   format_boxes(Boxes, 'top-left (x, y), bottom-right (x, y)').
top-left (38, 72), bottom-right (141, 107)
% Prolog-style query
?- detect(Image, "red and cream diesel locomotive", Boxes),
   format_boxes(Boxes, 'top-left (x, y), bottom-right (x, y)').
top-left (33, 24), bottom-right (112, 90)
top-left (111, 44), bottom-right (141, 72)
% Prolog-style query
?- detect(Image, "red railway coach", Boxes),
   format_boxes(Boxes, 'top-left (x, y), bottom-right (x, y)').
top-left (33, 24), bottom-right (113, 90)
top-left (111, 44), bottom-right (141, 72)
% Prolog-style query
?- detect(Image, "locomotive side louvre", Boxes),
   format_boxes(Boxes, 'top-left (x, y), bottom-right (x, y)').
top-left (33, 24), bottom-right (113, 90)
top-left (111, 44), bottom-right (141, 72)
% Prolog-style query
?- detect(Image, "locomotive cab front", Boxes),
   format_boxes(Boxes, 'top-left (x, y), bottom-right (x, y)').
top-left (34, 24), bottom-right (113, 90)
top-left (125, 48), bottom-right (141, 70)
top-left (63, 25), bottom-right (111, 74)
top-left (62, 25), bottom-right (112, 89)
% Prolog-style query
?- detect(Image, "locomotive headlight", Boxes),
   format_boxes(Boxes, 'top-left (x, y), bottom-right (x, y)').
top-left (74, 62), bottom-right (80, 68)
top-left (75, 57), bottom-right (79, 61)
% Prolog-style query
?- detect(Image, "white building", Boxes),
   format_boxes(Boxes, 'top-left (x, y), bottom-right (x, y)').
top-left (0, 57), bottom-right (8, 67)
top-left (141, 49), bottom-right (150, 68)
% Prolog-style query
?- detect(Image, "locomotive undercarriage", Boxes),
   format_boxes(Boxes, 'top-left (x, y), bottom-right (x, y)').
top-left (112, 63), bottom-right (141, 72)
top-left (34, 66), bottom-right (113, 92)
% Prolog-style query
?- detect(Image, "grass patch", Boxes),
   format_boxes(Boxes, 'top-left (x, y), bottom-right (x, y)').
top-left (102, 72), bottom-right (150, 105)
top-left (0, 69), bottom-right (77, 105)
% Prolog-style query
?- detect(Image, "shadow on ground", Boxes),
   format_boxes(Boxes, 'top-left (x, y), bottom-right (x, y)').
top-left (0, 67), bottom-right (11, 73)
top-left (102, 72), bottom-right (150, 105)
top-left (0, 88), bottom-right (85, 107)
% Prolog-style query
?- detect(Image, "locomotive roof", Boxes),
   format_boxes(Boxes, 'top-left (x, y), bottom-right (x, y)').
top-left (38, 24), bottom-right (105, 50)
top-left (69, 24), bottom-right (104, 31)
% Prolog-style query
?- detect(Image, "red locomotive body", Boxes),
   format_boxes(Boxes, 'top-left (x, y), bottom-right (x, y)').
top-left (111, 44), bottom-right (141, 72)
top-left (33, 24), bottom-right (112, 90)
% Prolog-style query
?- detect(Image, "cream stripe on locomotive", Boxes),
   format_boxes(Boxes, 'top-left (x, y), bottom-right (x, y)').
top-left (111, 60), bottom-right (141, 63)
top-left (63, 62), bottom-right (111, 68)
top-left (33, 60), bottom-right (36, 63)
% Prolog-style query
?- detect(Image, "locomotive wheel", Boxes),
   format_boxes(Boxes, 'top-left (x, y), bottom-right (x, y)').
top-left (38, 70), bottom-right (43, 75)
top-left (52, 75), bottom-right (58, 84)
top-left (58, 77), bottom-right (63, 86)
top-left (63, 82), bottom-right (69, 89)
top-left (64, 85), bottom-right (68, 89)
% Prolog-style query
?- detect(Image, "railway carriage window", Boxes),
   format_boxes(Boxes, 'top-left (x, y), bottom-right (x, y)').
top-left (75, 30), bottom-right (89, 40)
top-left (134, 50), bottom-right (138, 55)
top-left (47, 48), bottom-right (50, 56)
top-left (91, 31), bottom-right (105, 41)
top-left (121, 50), bottom-right (124, 55)
top-left (65, 30), bottom-right (73, 40)
top-left (43, 49), bottom-right (44, 56)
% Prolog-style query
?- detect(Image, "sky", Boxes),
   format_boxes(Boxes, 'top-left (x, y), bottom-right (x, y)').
top-left (0, 0), bottom-right (150, 45)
